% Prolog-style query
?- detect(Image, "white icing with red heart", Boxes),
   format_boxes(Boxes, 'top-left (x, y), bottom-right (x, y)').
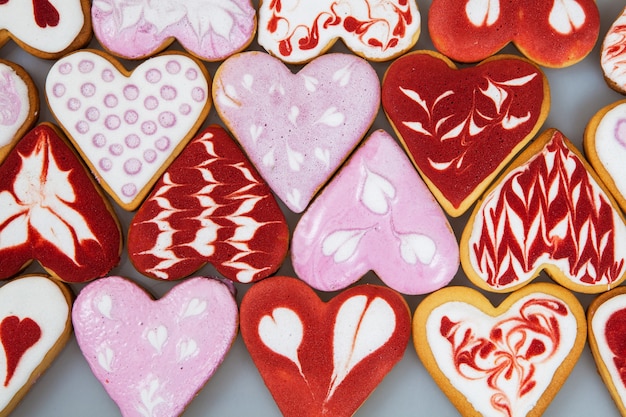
top-left (0, 0), bottom-right (86, 55)
top-left (72, 276), bottom-right (238, 417)
top-left (91, 0), bottom-right (256, 60)
top-left (46, 50), bottom-right (210, 210)
top-left (292, 130), bottom-right (459, 295)
top-left (213, 52), bottom-right (379, 213)
top-left (0, 62), bottom-right (31, 150)
top-left (0, 275), bottom-right (70, 415)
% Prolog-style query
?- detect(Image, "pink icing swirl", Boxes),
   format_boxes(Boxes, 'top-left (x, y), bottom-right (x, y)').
top-left (0, 71), bottom-right (21, 126)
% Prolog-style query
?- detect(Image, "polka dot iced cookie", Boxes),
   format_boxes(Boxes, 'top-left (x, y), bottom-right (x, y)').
top-left (45, 49), bottom-right (211, 211)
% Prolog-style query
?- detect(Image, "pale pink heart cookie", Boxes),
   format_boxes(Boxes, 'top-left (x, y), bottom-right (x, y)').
top-left (0, 0), bottom-right (91, 59)
top-left (92, 0), bottom-right (256, 61)
top-left (0, 275), bottom-right (72, 417)
top-left (258, 0), bottom-right (421, 64)
top-left (213, 52), bottom-right (380, 213)
top-left (292, 130), bottom-right (459, 295)
top-left (601, 7), bottom-right (626, 93)
top-left (46, 49), bottom-right (211, 211)
top-left (0, 59), bottom-right (38, 163)
top-left (414, 283), bottom-right (586, 417)
top-left (72, 276), bottom-right (238, 417)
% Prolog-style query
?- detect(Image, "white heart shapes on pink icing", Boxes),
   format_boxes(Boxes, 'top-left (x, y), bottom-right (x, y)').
top-left (291, 130), bottom-right (459, 295)
top-left (45, 50), bottom-right (210, 210)
top-left (72, 276), bottom-right (238, 417)
top-left (213, 52), bottom-right (380, 213)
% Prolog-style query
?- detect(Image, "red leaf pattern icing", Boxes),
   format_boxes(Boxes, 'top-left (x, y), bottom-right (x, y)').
top-left (468, 130), bottom-right (626, 291)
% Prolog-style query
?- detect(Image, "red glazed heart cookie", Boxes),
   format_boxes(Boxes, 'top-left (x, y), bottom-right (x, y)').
top-left (73, 276), bottom-right (238, 417)
top-left (46, 49), bottom-right (211, 211)
top-left (414, 283), bottom-right (586, 417)
top-left (240, 276), bottom-right (411, 417)
top-left (0, 60), bottom-right (38, 163)
top-left (128, 125), bottom-right (289, 283)
top-left (461, 129), bottom-right (626, 293)
top-left (428, 0), bottom-right (600, 68)
top-left (382, 51), bottom-right (549, 217)
top-left (588, 286), bottom-right (626, 416)
top-left (0, 0), bottom-right (91, 59)
top-left (0, 123), bottom-right (121, 283)
top-left (0, 275), bottom-right (72, 416)
top-left (257, 0), bottom-right (421, 64)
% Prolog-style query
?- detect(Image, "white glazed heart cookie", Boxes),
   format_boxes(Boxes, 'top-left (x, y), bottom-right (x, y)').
top-left (45, 49), bottom-right (211, 211)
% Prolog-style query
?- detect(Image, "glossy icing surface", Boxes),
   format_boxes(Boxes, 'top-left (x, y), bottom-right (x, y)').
top-left (466, 130), bottom-right (626, 292)
top-left (292, 129), bottom-right (458, 295)
top-left (601, 7), bottom-right (626, 92)
top-left (0, 62), bottom-right (31, 152)
top-left (213, 52), bottom-right (379, 213)
top-left (128, 125), bottom-right (288, 283)
top-left (92, 0), bottom-right (256, 60)
top-left (45, 50), bottom-right (210, 210)
top-left (73, 276), bottom-right (238, 417)
top-left (240, 276), bottom-right (410, 417)
top-left (0, 124), bottom-right (121, 282)
top-left (257, 0), bottom-right (420, 63)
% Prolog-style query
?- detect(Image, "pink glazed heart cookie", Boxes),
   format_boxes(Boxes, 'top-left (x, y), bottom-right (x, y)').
top-left (91, 0), bottom-right (256, 61)
top-left (382, 51), bottom-right (549, 217)
top-left (213, 51), bottom-right (379, 213)
top-left (0, 59), bottom-right (39, 163)
top-left (584, 100), bottom-right (626, 212)
top-left (128, 125), bottom-right (289, 283)
top-left (0, 275), bottom-right (72, 417)
top-left (414, 283), bottom-right (586, 417)
top-left (46, 49), bottom-right (211, 211)
top-left (73, 276), bottom-right (238, 417)
top-left (0, 0), bottom-right (91, 59)
top-left (588, 286), bottom-right (626, 416)
top-left (292, 129), bottom-right (459, 295)
top-left (257, 0), bottom-right (421, 64)
top-left (240, 276), bottom-right (411, 417)
top-left (0, 123), bottom-right (121, 283)
top-left (462, 129), bottom-right (626, 294)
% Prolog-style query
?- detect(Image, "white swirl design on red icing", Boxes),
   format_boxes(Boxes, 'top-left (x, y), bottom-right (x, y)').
top-left (468, 131), bottom-right (626, 290)
top-left (601, 8), bottom-right (626, 91)
top-left (258, 0), bottom-right (420, 62)
top-left (465, 0), bottom-right (500, 27)
top-left (428, 296), bottom-right (575, 417)
top-left (548, 0), bottom-right (586, 35)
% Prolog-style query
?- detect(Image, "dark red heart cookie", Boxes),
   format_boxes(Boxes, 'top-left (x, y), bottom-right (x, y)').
top-left (0, 123), bottom-right (122, 282)
top-left (382, 51), bottom-right (549, 216)
top-left (128, 125), bottom-right (289, 283)
top-left (240, 276), bottom-right (411, 417)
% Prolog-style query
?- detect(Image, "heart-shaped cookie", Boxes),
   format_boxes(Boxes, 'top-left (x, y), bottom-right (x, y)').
top-left (128, 125), bottom-right (289, 283)
top-left (0, 0), bottom-right (91, 58)
top-left (292, 129), bottom-right (459, 295)
top-left (0, 275), bottom-right (72, 416)
top-left (91, 0), bottom-right (256, 61)
top-left (413, 283), bottom-right (586, 417)
top-left (72, 276), bottom-right (238, 417)
top-left (240, 276), bottom-right (411, 417)
top-left (588, 286), bottom-right (626, 416)
top-left (0, 60), bottom-right (38, 163)
top-left (0, 123), bottom-right (121, 283)
top-left (213, 51), bottom-right (379, 213)
top-left (382, 51), bottom-right (549, 216)
top-left (257, 0), bottom-right (420, 64)
top-left (462, 129), bottom-right (626, 293)
top-left (584, 99), bottom-right (626, 212)
top-left (45, 49), bottom-right (211, 211)
top-left (428, 0), bottom-right (600, 67)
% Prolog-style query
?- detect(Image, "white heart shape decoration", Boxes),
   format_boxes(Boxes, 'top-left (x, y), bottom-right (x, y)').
top-left (46, 50), bottom-right (210, 210)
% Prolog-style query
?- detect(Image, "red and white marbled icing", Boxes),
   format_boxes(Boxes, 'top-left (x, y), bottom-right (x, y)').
top-left (45, 50), bottom-right (210, 210)
top-left (467, 130), bottom-right (626, 292)
top-left (292, 130), bottom-right (459, 295)
top-left (601, 7), bottom-right (626, 92)
top-left (92, 0), bottom-right (256, 60)
top-left (424, 289), bottom-right (581, 417)
top-left (73, 276), bottom-right (238, 417)
top-left (258, 0), bottom-right (420, 63)
top-left (213, 52), bottom-right (379, 213)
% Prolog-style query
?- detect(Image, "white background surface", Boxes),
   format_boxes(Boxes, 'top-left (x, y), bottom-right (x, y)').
top-left (3, 0), bottom-right (626, 416)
